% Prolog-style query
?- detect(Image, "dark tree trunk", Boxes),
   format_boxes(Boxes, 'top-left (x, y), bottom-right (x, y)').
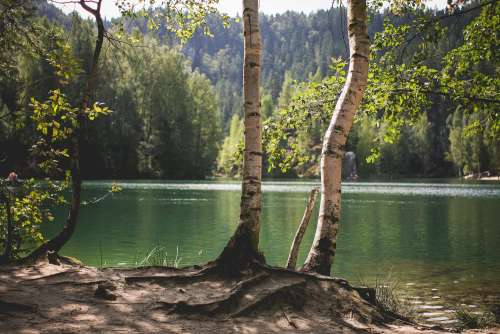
top-left (24, 0), bottom-right (105, 261)
top-left (1, 192), bottom-right (14, 262)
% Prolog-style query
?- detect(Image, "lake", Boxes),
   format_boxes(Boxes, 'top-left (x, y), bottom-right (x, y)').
top-left (45, 180), bottom-right (500, 325)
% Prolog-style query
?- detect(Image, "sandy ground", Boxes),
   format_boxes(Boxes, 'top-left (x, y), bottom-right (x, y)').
top-left (0, 260), bottom-right (498, 334)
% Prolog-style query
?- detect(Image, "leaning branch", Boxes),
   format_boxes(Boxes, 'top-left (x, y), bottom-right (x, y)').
top-left (286, 187), bottom-right (319, 270)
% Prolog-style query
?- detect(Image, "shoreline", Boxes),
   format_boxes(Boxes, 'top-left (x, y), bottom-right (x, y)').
top-left (1, 260), bottom-right (498, 333)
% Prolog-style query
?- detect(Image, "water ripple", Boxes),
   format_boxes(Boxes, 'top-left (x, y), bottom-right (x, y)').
top-left (84, 180), bottom-right (500, 198)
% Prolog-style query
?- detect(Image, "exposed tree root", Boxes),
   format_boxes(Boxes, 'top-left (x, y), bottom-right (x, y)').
top-left (24, 269), bottom-right (80, 282)
top-left (212, 222), bottom-right (266, 278)
top-left (253, 260), bottom-right (349, 284)
top-left (48, 279), bottom-right (108, 286)
top-left (227, 278), bottom-right (307, 318)
top-left (154, 272), bottom-right (270, 316)
top-left (0, 262), bottom-right (478, 333)
top-left (125, 263), bottom-right (220, 285)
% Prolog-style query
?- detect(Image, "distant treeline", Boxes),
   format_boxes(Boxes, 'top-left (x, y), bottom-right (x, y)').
top-left (0, 2), bottom-right (497, 179)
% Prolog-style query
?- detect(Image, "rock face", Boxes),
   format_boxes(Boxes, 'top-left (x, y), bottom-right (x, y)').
top-left (342, 151), bottom-right (359, 180)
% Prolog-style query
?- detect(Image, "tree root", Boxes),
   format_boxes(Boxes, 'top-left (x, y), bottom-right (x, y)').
top-left (154, 272), bottom-right (270, 316)
top-left (226, 279), bottom-right (306, 318)
top-left (24, 269), bottom-right (80, 282)
top-left (124, 263), bottom-right (219, 285)
top-left (281, 308), bottom-right (298, 329)
top-left (252, 260), bottom-right (350, 286)
top-left (47, 279), bottom-right (108, 286)
top-left (146, 267), bottom-right (311, 321)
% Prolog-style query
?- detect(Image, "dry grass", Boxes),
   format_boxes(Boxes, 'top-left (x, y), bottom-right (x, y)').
top-left (358, 272), bottom-right (417, 320)
top-left (454, 307), bottom-right (496, 330)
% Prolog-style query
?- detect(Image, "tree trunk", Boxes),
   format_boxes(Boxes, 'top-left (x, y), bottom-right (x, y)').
top-left (1, 192), bottom-right (14, 261)
top-left (216, 0), bottom-right (264, 274)
top-left (302, 0), bottom-right (369, 276)
top-left (24, 0), bottom-right (105, 261)
top-left (286, 187), bottom-right (319, 270)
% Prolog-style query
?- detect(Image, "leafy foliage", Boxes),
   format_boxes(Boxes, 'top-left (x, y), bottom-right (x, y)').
top-left (117, 0), bottom-right (229, 42)
top-left (260, 0), bottom-right (499, 178)
top-left (0, 176), bottom-right (67, 259)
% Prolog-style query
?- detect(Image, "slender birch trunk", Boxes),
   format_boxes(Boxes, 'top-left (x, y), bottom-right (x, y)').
top-left (302, 0), bottom-right (369, 275)
top-left (217, 0), bottom-right (264, 273)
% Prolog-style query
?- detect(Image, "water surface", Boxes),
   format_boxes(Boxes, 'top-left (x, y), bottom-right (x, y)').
top-left (45, 180), bottom-right (500, 324)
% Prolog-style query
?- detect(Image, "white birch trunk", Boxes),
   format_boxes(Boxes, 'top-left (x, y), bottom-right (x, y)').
top-left (302, 0), bottom-right (370, 275)
top-left (216, 0), bottom-right (263, 272)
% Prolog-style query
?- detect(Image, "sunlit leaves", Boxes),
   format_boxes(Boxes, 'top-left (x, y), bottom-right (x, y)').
top-left (31, 90), bottom-right (78, 142)
top-left (46, 38), bottom-right (82, 86)
top-left (86, 102), bottom-right (111, 120)
top-left (263, 58), bottom-right (347, 173)
top-left (116, 0), bottom-right (228, 43)
top-left (263, 1), bottom-right (499, 174)
top-left (0, 177), bottom-right (67, 259)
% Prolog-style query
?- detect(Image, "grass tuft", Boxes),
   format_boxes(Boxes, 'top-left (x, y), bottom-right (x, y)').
top-left (137, 245), bottom-right (182, 268)
top-left (454, 307), bottom-right (495, 330)
top-left (358, 272), bottom-right (417, 320)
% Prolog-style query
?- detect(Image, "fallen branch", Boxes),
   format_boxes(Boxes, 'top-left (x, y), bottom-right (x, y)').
top-left (281, 308), bottom-right (298, 328)
top-left (287, 187), bottom-right (319, 269)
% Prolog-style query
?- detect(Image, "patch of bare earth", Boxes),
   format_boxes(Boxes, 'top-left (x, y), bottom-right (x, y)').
top-left (0, 260), bottom-right (498, 333)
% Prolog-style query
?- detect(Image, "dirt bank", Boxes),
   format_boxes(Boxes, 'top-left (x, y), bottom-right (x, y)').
top-left (0, 260), bottom-right (498, 333)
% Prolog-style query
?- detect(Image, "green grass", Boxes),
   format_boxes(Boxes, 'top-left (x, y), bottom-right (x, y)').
top-left (136, 245), bottom-right (182, 268)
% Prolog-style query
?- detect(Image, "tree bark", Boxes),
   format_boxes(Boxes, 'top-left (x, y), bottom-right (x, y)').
top-left (302, 0), bottom-right (370, 276)
top-left (216, 0), bottom-right (264, 274)
top-left (24, 0), bottom-right (105, 261)
top-left (1, 192), bottom-right (13, 261)
top-left (286, 187), bottom-right (319, 270)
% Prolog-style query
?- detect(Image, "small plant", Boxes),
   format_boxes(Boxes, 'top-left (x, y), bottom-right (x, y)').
top-left (137, 245), bottom-right (182, 268)
top-left (454, 307), bottom-right (495, 330)
top-left (358, 272), bottom-right (417, 320)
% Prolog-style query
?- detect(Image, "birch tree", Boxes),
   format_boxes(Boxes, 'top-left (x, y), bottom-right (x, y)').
top-left (216, 0), bottom-right (264, 273)
top-left (302, 0), bottom-right (370, 275)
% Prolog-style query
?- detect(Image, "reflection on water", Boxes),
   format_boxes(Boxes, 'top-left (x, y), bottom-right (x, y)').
top-left (45, 180), bottom-right (500, 325)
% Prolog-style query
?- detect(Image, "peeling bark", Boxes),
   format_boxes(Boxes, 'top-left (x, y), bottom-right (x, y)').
top-left (216, 0), bottom-right (264, 274)
top-left (303, 0), bottom-right (370, 276)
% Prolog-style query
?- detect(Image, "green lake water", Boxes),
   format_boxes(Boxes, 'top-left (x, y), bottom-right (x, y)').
top-left (45, 180), bottom-right (500, 325)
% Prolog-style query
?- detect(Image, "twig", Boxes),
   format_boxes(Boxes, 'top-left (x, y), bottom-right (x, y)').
top-left (281, 308), bottom-right (298, 328)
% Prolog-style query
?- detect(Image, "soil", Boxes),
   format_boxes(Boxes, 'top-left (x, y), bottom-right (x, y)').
top-left (0, 258), bottom-right (498, 334)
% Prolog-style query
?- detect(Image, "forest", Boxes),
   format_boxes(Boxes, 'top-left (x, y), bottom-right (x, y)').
top-left (1, 0), bottom-right (498, 180)
top-left (0, 0), bottom-right (499, 333)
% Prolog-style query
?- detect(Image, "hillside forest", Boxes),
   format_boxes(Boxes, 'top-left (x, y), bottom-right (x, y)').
top-left (0, 1), bottom-right (498, 180)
